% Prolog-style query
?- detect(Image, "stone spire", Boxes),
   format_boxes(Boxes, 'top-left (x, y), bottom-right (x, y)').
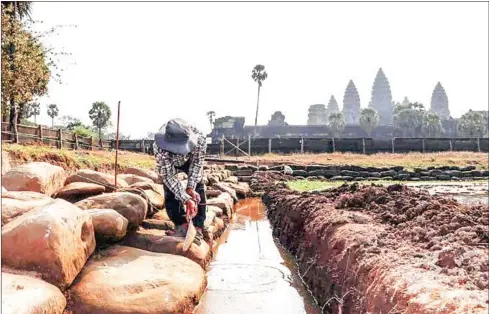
top-left (342, 80), bottom-right (361, 124)
top-left (402, 97), bottom-right (410, 106)
top-left (369, 68), bottom-right (393, 125)
top-left (325, 95), bottom-right (339, 120)
top-left (268, 111), bottom-right (286, 126)
top-left (430, 82), bottom-right (450, 119)
top-left (307, 104), bottom-right (327, 125)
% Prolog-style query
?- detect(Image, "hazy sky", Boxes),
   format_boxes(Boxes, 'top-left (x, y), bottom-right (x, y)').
top-left (31, 2), bottom-right (488, 138)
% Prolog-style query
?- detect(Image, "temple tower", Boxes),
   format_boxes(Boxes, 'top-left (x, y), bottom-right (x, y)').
top-left (402, 97), bottom-right (410, 107)
top-left (325, 95), bottom-right (339, 121)
top-left (342, 80), bottom-right (361, 124)
top-left (369, 68), bottom-right (393, 125)
top-left (268, 111), bottom-right (286, 126)
top-left (430, 82), bottom-right (450, 119)
top-left (307, 104), bottom-right (327, 125)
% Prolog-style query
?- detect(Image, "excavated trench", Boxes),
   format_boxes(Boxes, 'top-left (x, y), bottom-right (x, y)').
top-left (194, 170), bottom-right (488, 314)
top-left (261, 182), bottom-right (488, 314)
top-left (195, 198), bottom-right (320, 314)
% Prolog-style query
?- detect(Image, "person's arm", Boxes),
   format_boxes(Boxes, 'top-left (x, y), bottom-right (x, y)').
top-left (187, 134), bottom-right (207, 190)
top-left (154, 143), bottom-right (191, 202)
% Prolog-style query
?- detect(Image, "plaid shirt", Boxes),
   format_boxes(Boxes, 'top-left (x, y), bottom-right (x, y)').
top-left (153, 128), bottom-right (207, 202)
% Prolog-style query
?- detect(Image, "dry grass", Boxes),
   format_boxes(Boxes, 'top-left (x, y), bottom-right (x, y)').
top-left (2, 144), bottom-right (155, 172)
top-left (250, 152), bottom-right (489, 170)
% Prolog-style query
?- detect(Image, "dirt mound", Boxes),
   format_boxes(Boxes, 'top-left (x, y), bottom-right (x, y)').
top-left (263, 184), bottom-right (488, 313)
top-left (250, 170), bottom-right (292, 192)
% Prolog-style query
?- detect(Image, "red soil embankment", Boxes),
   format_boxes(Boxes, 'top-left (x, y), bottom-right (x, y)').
top-left (262, 183), bottom-right (488, 314)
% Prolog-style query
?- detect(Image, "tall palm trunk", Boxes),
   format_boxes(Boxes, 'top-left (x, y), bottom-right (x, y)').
top-left (254, 84), bottom-right (261, 136)
top-left (8, 19), bottom-right (18, 143)
top-left (51, 117), bottom-right (54, 127)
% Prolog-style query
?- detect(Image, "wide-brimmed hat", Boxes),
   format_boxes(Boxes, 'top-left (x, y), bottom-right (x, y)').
top-left (154, 119), bottom-right (198, 155)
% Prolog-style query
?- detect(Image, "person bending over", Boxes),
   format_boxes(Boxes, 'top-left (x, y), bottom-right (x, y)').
top-left (153, 118), bottom-right (207, 245)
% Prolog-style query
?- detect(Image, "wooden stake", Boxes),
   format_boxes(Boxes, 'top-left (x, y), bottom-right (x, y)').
top-left (114, 101), bottom-right (121, 187)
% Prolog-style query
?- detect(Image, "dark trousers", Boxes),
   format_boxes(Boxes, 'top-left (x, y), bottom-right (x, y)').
top-left (164, 161), bottom-right (206, 229)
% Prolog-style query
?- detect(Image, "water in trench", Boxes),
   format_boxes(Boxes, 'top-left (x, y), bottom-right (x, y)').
top-left (194, 198), bottom-right (320, 314)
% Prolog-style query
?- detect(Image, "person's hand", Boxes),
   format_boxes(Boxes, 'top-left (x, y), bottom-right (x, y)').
top-left (186, 188), bottom-right (201, 204)
top-left (185, 199), bottom-right (197, 221)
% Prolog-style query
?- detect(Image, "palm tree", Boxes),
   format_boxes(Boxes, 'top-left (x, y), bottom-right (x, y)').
top-left (2, 2), bottom-right (32, 20)
top-left (359, 108), bottom-right (379, 136)
top-left (47, 104), bottom-right (59, 127)
top-left (206, 111), bottom-right (216, 129)
top-left (2, 2), bottom-right (32, 142)
top-left (422, 112), bottom-right (443, 137)
top-left (251, 64), bottom-right (268, 135)
top-left (328, 112), bottom-right (346, 137)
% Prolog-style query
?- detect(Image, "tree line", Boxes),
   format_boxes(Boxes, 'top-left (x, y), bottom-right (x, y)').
top-left (326, 104), bottom-right (488, 138)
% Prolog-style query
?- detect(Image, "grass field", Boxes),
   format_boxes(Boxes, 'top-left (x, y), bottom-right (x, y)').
top-left (287, 179), bottom-right (489, 192)
top-left (2, 144), bottom-right (155, 172)
top-left (3, 144), bottom-right (487, 173)
top-left (251, 151), bottom-right (488, 170)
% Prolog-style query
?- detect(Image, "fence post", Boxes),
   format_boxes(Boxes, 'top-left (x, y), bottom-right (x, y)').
top-left (268, 138), bottom-right (272, 154)
top-left (391, 138), bottom-right (395, 153)
top-left (220, 135), bottom-right (224, 157)
top-left (300, 137), bottom-right (304, 154)
top-left (38, 125), bottom-right (43, 144)
top-left (141, 139), bottom-right (145, 153)
top-left (235, 138), bottom-right (239, 159)
top-left (422, 138), bottom-right (426, 153)
top-left (477, 137), bottom-right (481, 152)
top-left (449, 139), bottom-right (453, 151)
top-left (248, 135), bottom-right (251, 157)
top-left (58, 129), bottom-right (63, 149)
top-left (332, 138), bottom-right (335, 153)
top-left (74, 134), bottom-right (79, 150)
top-left (362, 138), bottom-right (366, 154)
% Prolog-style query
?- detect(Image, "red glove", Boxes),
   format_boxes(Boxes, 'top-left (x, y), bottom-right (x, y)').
top-left (185, 199), bottom-right (197, 221)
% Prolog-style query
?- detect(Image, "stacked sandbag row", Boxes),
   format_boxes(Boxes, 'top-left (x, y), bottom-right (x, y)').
top-left (223, 163), bottom-right (489, 182)
top-left (1, 161), bottom-right (239, 314)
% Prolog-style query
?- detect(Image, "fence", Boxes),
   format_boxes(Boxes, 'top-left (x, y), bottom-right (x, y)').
top-left (114, 137), bottom-right (488, 156)
top-left (2, 124), bottom-right (488, 155)
top-left (1, 123), bottom-right (111, 150)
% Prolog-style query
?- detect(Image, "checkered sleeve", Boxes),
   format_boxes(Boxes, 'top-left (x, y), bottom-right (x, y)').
top-left (154, 143), bottom-right (191, 202)
top-left (187, 133), bottom-right (207, 190)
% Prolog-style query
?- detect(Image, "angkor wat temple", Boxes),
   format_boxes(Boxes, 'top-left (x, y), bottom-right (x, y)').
top-left (209, 68), bottom-right (462, 141)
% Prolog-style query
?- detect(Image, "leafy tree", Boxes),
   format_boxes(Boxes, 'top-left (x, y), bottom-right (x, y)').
top-left (60, 115), bottom-right (83, 130)
top-left (251, 64), bottom-right (268, 133)
top-left (457, 110), bottom-right (485, 137)
top-left (359, 108), bottom-right (379, 136)
top-left (89, 101), bottom-right (112, 146)
top-left (422, 112), bottom-right (443, 137)
top-left (328, 112), bottom-right (346, 137)
top-left (206, 111), bottom-right (216, 129)
top-left (24, 102), bottom-right (40, 123)
top-left (106, 132), bottom-right (130, 140)
top-left (2, 2), bottom-right (32, 20)
top-left (393, 102), bottom-right (426, 137)
top-left (72, 125), bottom-right (94, 138)
top-left (2, 4), bottom-right (50, 140)
top-left (46, 104), bottom-right (58, 127)
top-left (145, 132), bottom-right (155, 140)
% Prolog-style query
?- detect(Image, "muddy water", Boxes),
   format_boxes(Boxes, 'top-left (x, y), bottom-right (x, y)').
top-left (408, 181), bottom-right (489, 205)
top-left (195, 198), bottom-right (320, 314)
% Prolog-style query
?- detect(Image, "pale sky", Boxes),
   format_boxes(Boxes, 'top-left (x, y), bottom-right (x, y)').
top-left (31, 2), bottom-right (488, 138)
